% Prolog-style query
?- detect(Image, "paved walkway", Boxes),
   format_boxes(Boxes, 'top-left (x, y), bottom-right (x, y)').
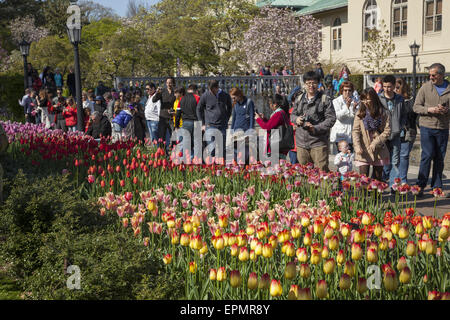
top-left (328, 155), bottom-right (450, 218)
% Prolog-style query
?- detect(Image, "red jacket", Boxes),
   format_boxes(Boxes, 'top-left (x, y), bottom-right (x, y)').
top-left (63, 105), bottom-right (77, 127)
top-left (256, 109), bottom-right (290, 155)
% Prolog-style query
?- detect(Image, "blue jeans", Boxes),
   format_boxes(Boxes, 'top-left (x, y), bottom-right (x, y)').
top-left (417, 126), bottom-right (449, 189)
top-left (382, 135), bottom-right (401, 187)
top-left (177, 120), bottom-right (195, 159)
top-left (289, 150), bottom-right (298, 164)
top-left (205, 125), bottom-right (227, 160)
top-left (398, 138), bottom-right (415, 184)
top-left (146, 120), bottom-right (159, 142)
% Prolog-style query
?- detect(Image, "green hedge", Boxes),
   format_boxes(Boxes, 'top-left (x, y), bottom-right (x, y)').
top-left (0, 74), bottom-right (24, 121)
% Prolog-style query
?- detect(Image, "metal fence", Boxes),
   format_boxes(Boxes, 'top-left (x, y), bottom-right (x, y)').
top-left (115, 75), bottom-right (303, 97)
top-left (364, 73), bottom-right (450, 91)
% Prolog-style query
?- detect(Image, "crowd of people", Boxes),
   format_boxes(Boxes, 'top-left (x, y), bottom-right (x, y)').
top-left (18, 62), bottom-right (450, 197)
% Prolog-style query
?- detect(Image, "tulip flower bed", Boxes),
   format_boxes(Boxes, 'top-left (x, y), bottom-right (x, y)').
top-left (2, 121), bottom-right (449, 300)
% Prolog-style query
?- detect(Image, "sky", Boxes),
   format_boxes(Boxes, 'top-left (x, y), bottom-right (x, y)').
top-left (90, 0), bottom-right (160, 17)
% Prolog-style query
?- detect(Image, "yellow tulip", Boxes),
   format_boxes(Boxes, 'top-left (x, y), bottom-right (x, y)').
top-left (297, 247), bottom-right (308, 263)
top-left (299, 263), bottom-right (311, 278)
top-left (415, 223), bottom-right (424, 235)
top-left (383, 271), bottom-right (398, 291)
top-left (288, 285), bottom-right (299, 300)
top-left (238, 247), bottom-right (249, 262)
top-left (339, 274), bottom-right (351, 290)
top-left (291, 225), bottom-right (301, 239)
top-left (374, 223), bottom-right (383, 237)
top-left (321, 246), bottom-right (330, 259)
top-left (341, 224), bottom-right (351, 237)
top-left (337, 250), bottom-right (345, 265)
top-left (316, 280), bottom-right (328, 299)
top-left (324, 226), bottom-right (334, 239)
top-left (230, 244), bottom-right (238, 257)
top-left (200, 242), bottom-right (208, 255)
top-left (163, 254), bottom-right (172, 265)
top-left (217, 267), bottom-right (226, 281)
top-left (323, 258), bottom-right (335, 275)
top-left (189, 261), bottom-right (197, 273)
top-left (391, 222), bottom-right (400, 235)
top-left (209, 268), bottom-right (217, 281)
top-left (262, 243), bottom-right (273, 258)
top-left (255, 242), bottom-right (263, 256)
top-left (270, 279), bottom-right (282, 297)
top-left (284, 261), bottom-right (297, 280)
top-left (357, 277), bottom-right (368, 294)
top-left (344, 261), bottom-right (355, 277)
top-left (250, 250), bottom-right (257, 261)
top-left (298, 287), bottom-right (312, 300)
top-left (379, 237), bottom-right (389, 251)
top-left (399, 266), bottom-right (411, 284)
top-left (328, 236), bottom-right (339, 251)
top-left (229, 270), bottom-right (242, 288)
top-left (406, 241), bottom-right (417, 256)
top-left (301, 216), bottom-right (310, 227)
top-left (351, 243), bottom-right (363, 261)
top-left (367, 248), bottom-right (378, 263)
top-left (397, 256), bottom-right (407, 271)
top-left (258, 273), bottom-right (270, 290)
top-left (303, 233), bottom-right (312, 246)
top-left (313, 221), bottom-right (323, 234)
top-left (180, 233), bottom-right (190, 246)
top-left (247, 272), bottom-right (258, 290)
top-left (439, 225), bottom-right (449, 240)
top-left (422, 216), bottom-right (432, 230)
top-left (285, 242), bottom-right (295, 257)
top-left (310, 249), bottom-right (321, 265)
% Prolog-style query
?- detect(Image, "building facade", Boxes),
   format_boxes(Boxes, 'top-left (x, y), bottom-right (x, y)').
top-left (257, 0), bottom-right (450, 73)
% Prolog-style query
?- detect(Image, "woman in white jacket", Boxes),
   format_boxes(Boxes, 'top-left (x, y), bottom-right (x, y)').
top-left (330, 80), bottom-right (359, 152)
top-left (144, 83), bottom-right (161, 143)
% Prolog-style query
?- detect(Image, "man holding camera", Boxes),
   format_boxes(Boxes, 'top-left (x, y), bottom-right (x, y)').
top-left (414, 63), bottom-right (450, 197)
top-left (290, 71), bottom-right (336, 171)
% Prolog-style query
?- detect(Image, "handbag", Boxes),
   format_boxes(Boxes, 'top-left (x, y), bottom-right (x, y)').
top-left (278, 111), bottom-right (295, 153)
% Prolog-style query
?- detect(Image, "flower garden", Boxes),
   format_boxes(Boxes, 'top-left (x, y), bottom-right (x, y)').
top-left (0, 120), bottom-right (449, 300)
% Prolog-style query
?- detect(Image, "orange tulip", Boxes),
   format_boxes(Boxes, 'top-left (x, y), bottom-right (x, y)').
top-left (189, 261), bottom-right (197, 273)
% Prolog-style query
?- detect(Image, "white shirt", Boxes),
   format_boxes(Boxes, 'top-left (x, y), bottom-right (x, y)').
top-left (334, 152), bottom-right (354, 175)
top-left (144, 93), bottom-right (161, 121)
top-left (330, 95), bottom-right (358, 143)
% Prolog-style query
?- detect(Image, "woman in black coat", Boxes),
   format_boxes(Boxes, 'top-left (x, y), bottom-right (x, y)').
top-left (132, 94), bottom-right (147, 143)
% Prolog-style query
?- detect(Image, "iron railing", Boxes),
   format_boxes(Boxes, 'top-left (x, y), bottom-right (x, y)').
top-left (115, 75), bottom-right (303, 97)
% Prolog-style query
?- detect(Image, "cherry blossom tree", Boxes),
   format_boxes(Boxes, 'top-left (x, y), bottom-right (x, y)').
top-left (8, 16), bottom-right (49, 44)
top-left (242, 7), bottom-right (322, 73)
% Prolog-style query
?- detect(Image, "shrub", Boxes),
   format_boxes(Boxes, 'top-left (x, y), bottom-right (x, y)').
top-left (0, 74), bottom-right (24, 121)
top-left (349, 74), bottom-right (364, 93)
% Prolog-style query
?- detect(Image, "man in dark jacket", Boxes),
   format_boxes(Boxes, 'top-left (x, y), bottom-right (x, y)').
top-left (197, 80), bottom-right (232, 161)
top-left (152, 77), bottom-right (176, 152)
top-left (175, 84), bottom-right (200, 159)
top-left (378, 74), bottom-right (406, 189)
top-left (315, 63), bottom-right (325, 81)
top-left (291, 71), bottom-right (336, 171)
top-left (86, 111), bottom-right (111, 139)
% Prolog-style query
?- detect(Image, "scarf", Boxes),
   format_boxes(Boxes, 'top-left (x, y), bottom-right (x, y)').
top-left (362, 112), bottom-right (381, 132)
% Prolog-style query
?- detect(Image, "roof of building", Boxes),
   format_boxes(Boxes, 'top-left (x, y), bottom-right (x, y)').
top-left (256, 0), bottom-right (317, 8)
top-left (295, 0), bottom-right (348, 16)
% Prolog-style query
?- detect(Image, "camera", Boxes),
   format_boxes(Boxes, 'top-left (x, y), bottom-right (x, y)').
top-left (301, 115), bottom-right (310, 127)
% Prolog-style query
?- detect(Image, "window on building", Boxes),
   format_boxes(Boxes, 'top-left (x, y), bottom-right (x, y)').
top-left (363, 0), bottom-right (379, 41)
top-left (424, 0), bottom-right (442, 33)
top-left (392, 0), bottom-right (408, 37)
top-left (332, 18), bottom-right (342, 50)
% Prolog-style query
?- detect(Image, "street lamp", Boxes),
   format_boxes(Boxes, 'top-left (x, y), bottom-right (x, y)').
top-left (288, 41), bottom-right (295, 74)
top-left (409, 41), bottom-right (420, 100)
top-left (19, 38), bottom-right (30, 91)
top-left (67, 24), bottom-right (84, 132)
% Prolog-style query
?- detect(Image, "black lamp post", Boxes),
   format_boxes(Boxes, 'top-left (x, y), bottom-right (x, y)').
top-left (19, 39), bottom-right (30, 91)
top-left (67, 24), bottom-right (83, 132)
top-left (288, 41), bottom-right (295, 74)
top-left (409, 41), bottom-right (420, 100)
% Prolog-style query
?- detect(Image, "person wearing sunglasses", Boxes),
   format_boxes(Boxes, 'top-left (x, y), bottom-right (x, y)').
top-left (413, 63), bottom-right (450, 198)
